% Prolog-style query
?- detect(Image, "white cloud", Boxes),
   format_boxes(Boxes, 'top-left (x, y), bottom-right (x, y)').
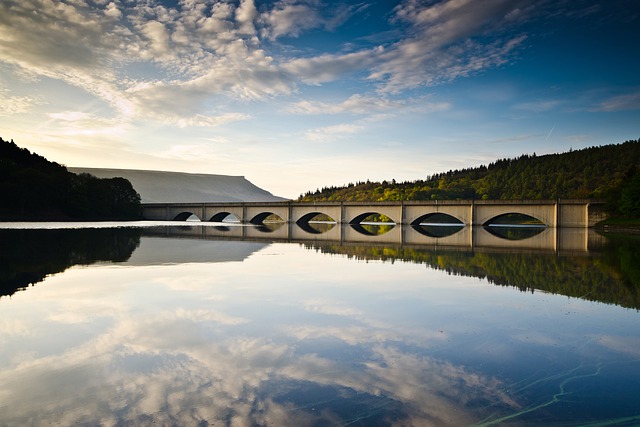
top-left (236, 0), bottom-right (258, 36)
top-left (260, 2), bottom-right (323, 40)
top-left (259, 1), bottom-right (365, 41)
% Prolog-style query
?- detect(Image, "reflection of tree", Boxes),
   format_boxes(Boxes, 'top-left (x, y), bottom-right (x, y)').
top-left (0, 228), bottom-right (141, 297)
top-left (303, 237), bottom-right (640, 310)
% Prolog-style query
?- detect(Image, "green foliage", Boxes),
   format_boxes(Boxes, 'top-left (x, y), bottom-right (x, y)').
top-left (0, 137), bottom-right (142, 220)
top-left (298, 139), bottom-right (640, 211)
top-left (619, 173), bottom-right (640, 216)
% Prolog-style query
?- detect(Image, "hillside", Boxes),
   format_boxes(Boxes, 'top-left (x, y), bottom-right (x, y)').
top-left (70, 168), bottom-right (287, 203)
top-left (299, 139), bottom-right (640, 214)
top-left (0, 137), bottom-right (141, 220)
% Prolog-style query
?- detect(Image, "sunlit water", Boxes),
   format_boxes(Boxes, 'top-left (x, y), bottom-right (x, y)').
top-left (1, 224), bottom-right (639, 426)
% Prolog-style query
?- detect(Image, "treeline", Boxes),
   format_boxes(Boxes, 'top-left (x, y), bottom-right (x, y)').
top-left (0, 137), bottom-right (141, 220)
top-left (299, 139), bottom-right (640, 214)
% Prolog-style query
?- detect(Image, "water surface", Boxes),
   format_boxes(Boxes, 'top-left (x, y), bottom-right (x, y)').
top-left (1, 224), bottom-right (639, 426)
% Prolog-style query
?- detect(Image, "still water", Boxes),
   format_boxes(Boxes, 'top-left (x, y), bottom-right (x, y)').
top-left (1, 223), bottom-right (640, 426)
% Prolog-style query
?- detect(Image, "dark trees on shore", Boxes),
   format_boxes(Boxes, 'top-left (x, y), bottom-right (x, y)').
top-left (0, 137), bottom-right (141, 220)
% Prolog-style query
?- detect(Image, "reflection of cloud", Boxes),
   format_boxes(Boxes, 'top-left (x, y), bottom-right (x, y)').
top-left (303, 298), bottom-right (362, 317)
top-left (0, 285), bottom-right (518, 426)
top-left (0, 318), bottom-right (518, 427)
top-left (594, 335), bottom-right (640, 357)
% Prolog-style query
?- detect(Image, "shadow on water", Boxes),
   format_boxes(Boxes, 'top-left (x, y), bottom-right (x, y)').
top-left (0, 228), bottom-right (142, 298)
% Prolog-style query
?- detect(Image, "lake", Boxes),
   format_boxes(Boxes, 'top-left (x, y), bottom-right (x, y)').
top-left (1, 222), bottom-right (639, 426)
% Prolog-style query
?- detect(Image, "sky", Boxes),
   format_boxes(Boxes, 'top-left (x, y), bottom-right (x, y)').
top-left (0, 0), bottom-right (639, 199)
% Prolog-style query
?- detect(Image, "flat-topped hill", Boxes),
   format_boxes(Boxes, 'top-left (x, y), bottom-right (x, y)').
top-left (70, 168), bottom-right (287, 203)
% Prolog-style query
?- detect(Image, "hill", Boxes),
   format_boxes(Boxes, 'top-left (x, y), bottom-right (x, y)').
top-left (298, 139), bottom-right (640, 214)
top-left (69, 168), bottom-right (287, 203)
top-left (0, 137), bottom-right (141, 220)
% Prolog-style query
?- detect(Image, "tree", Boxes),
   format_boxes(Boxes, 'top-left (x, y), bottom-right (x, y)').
top-left (619, 173), bottom-right (640, 216)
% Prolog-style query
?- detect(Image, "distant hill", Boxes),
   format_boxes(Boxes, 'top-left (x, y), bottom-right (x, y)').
top-left (70, 168), bottom-right (287, 203)
top-left (299, 139), bottom-right (640, 214)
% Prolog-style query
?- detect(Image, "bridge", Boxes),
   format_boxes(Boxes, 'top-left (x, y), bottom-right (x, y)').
top-left (141, 199), bottom-right (606, 228)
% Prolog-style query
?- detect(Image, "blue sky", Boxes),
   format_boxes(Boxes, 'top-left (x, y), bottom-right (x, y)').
top-left (1, 0), bottom-right (638, 198)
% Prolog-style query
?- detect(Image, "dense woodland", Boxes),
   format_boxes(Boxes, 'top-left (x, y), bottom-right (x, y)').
top-left (0, 137), bottom-right (141, 220)
top-left (299, 139), bottom-right (640, 215)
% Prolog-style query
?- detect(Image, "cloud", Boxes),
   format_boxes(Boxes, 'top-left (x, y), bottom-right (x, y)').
top-left (0, 91), bottom-right (44, 115)
top-left (305, 123), bottom-right (364, 142)
top-left (259, 1), bottom-right (366, 40)
top-left (290, 93), bottom-right (451, 115)
top-left (175, 113), bottom-right (250, 128)
top-left (514, 99), bottom-right (562, 112)
top-left (290, 94), bottom-right (403, 115)
top-left (0, 0), bottom-right (557, 130)
top-left (44, 110), bottom-right (128, 137)
top-left (594, 91), bottom-right (640, 112)
top-left (260, 2), bottom-right (323, 40)
top-left (282, 49), bottom-right (380, 85)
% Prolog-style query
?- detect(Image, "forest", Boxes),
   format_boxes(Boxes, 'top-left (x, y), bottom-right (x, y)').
top-left (299, 139), bottom-right (640, 215)
top-left (0, 137), bottom-right (141, 220)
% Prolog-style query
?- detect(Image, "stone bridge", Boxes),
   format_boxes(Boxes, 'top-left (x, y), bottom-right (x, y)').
top-left (141, 199), bottom-right (606, 228)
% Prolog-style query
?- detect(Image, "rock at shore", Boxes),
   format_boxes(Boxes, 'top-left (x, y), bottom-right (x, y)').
top-left (69, 168), bottom-right (287, 203)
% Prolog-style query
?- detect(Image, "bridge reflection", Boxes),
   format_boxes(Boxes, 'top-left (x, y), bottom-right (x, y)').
top-left (145, 222), bottom-right (606, 254)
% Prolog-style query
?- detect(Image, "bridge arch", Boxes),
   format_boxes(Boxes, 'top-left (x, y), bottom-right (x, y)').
top-left (474, 203), bottom-right (557, 228)
top-left (173, 211), bottom-right (200, 221)
top-left (482, 212), bottom-right (546, 227)
top-left (209, 212), bottom-right (240, 223)
top-left (296, 212), bottom-right (337, 225)
top-left (410, 212), bottom-right (464, 226)
top-left (249, 212), bottom-right (285, 225)
top-left (349, 212), bottom-right (397, 225)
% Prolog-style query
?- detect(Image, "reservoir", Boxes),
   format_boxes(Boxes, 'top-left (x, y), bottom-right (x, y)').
top-left (1, 223), bottom-right (639, 426)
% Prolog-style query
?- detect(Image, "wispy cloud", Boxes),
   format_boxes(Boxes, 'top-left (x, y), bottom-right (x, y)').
top-left (594, 91), bottom-right (640, 112)
top-left (305, 123), bottom-right (364, 142)
top-left (290, 94), bottom-right (450, 115)
top-left (0, 91), bottom-right (44, 116)
top-left (0, 0), bottom-right (554, 125)
top-left (514, 99), bottom-right (562, 112)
